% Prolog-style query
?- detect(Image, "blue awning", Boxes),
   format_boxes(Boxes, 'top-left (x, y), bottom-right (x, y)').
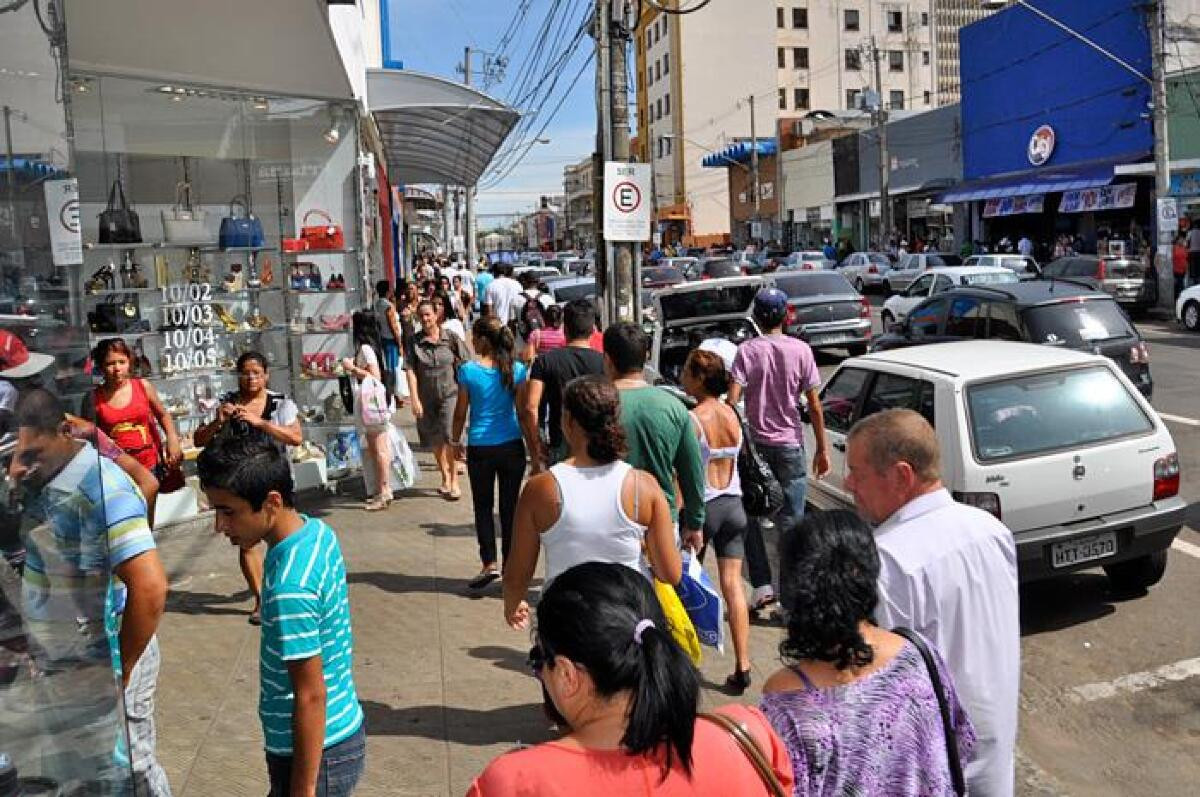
top-left (937, 155), bottom-right (1150, 203)
top-left (702, 139), bottom-right (777, 169)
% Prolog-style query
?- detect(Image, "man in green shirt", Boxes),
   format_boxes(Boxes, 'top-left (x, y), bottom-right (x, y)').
top-left (603, 322), bottom-right (705, 544)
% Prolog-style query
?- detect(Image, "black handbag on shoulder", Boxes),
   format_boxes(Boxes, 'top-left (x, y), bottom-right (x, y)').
top-left (734, 405), bottom-right (785, 518)
top-left (98, 178), bottom-right (142, 244)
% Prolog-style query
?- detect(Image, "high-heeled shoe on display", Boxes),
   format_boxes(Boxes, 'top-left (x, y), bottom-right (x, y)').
top-left (212, 304), bottom-right (240, 333)
top-left (86, 261), bottom-right (117, 293)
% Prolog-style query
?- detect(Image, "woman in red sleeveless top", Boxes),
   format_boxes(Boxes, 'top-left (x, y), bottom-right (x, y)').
top-left (87, 338), bottom-right (182, 474)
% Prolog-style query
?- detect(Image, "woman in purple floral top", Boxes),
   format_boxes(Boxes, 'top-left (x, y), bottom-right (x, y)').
top-left (760, 510), bottom-right (976, 797)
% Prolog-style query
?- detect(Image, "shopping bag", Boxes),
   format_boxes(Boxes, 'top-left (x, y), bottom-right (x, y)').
top-left (358, 375), bottom-right (391, 426)
top-left (387, 423), bottom-right (416, 490)
top-left (675, 551), bottom-right (724, 652)
top-left (653, 578), bottom-right (702, 666)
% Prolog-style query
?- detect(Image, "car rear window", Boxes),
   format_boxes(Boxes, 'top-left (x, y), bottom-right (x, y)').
top-left (773, 273), bottom-right (854, 297)
top-left (642, 267), bottom-right (684, 284)
top-left (659, 283), bottom-right (758, 322)
top-left (926, 254), bottom-right (963, 267)
top-left (1102, 259), bottom-right (1143, 278)
top-left (960, 271), bottom-right (1019, 286)
top-left (1046, 259), bottom-right (1098, 278)
top-left (1023, 299), bottom-right (1137, 346)
top-left (967, 365), bottom-right (1153, 462)
top-left (868, 254), bottom-right (891, 266)
top-left (553, 281), bottom-right (596, 302)
top-left (705, 260), bottom-right (742, 277)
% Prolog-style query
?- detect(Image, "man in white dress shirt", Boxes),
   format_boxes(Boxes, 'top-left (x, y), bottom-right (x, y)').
top-left (845, 408), bottom-right (1019, 797)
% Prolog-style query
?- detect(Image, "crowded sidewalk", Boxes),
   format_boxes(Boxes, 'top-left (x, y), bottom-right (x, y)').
top-left (150, 423), bottom-right (785, 797)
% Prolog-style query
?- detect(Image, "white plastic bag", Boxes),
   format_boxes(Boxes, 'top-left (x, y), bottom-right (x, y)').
top-left (387, 422), bottom-right (416, 490)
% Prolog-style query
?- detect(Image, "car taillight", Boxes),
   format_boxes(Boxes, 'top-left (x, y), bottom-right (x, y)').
top-left (701, 273), bottom-right (711, 280)
top-left (802, 262), bottom-right (813, 270)
top-left (785, 303), bottom-right (796, 327)
top-left (741, 267), bottom-right (749, 275)
top-left (1097, 260), bottom-right (1107, 280)
top-left (1153, 453), bottom-right (1180, 500)
top-left (1130, 341), bottom-right (1150, 364)
top-left (953, 491), bottom-right (1002, 519)
top-left (868, 265), bottom-right (878, 274)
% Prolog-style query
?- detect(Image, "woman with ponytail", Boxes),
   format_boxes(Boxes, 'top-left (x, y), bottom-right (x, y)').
top-left (452, 316), bottom-right (529, 588)
top-left (471, 562), bottom-right (794, 796)
top-left (502, 376), bottom-right (680, 630)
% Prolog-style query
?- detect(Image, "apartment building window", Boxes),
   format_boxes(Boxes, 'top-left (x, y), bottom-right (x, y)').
top-left (924, 90), bottom-right (932, 105)
top-left (664, 94), bottom-right (670, 116)
top-left (777, 6), bottom-right (785, 28)
top-left (794, 87), bottom-right (810, 110)
top-left (921, 12), bottom-right (929, 26)
top-left (647, 67), bottom-right (653, 87)
top-left (646, 29), bottom-right (652, 50)
top-left (846, 89), bottom-right (862, 109)
top-left (664, 53), bottom-right (670, 74)
top-left (665, 136), bottom-right (672, 155)
top-left (793, 7), bottom-right (808, 29)
top-left (922, 50), bottom-right (930, 66)
top-left (655, 60), bottom-right (661, 81)
top-left (653, 24), bottom-right (659, 45)
top-left (779, 88), bottom-right (788, 110)
top-left (844, 9), bottom-right (860, 31)
top-left (890, 90), bottom-right (905, 110)
top-left (845, 49), bottom-right (862, 71)
top-left (778, 47), bottom-right (786, 69)
top-left (887, 10), bottom-right (903, 32)
top-left (889, 50), bottom-right (904, 72)
top-left (656, 98), bottom-right (662, 120)
top-left (793, 47), bottom-right (809, 69)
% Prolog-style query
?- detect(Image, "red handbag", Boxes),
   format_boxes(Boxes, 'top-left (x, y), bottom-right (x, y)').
top-left (300, 209), bottom-right (345, 250)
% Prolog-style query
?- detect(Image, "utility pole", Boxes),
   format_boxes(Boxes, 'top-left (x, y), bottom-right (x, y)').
top-left (1150, 0), bottom-right (1173, 310)
top-left (748, 94), bottom-right (761, 246)
top-left (591, 0), bottom-right (637, 325)
top-left (869, 36), bottom-right (892, 251)
top-left (462, 46), bottom-right (477, 266)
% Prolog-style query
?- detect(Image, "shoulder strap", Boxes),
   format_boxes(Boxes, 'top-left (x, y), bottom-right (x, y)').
top-left (697, 712), bottom-right (788, 797)
top-left (892, 628), bottom-right (966, 797)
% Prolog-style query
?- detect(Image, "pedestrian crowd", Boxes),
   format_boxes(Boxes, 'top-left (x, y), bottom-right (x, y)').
top-left (0, 254), bottom-right (1022, 796)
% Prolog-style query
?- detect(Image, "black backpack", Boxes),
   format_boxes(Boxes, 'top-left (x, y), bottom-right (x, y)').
top-left (519, 293), bottom-right (546, 337)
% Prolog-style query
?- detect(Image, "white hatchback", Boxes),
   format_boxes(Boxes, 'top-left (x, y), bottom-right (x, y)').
top-left (804, 340), bottom-right (1185, 590)
top-left (1175, 283), bottom-right (1200, 331)
top-left (879, 266), bottom-right (1019, 330)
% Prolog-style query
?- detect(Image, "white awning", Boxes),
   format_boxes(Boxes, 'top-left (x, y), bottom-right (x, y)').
top-left (367, 68), bottom-right (519, 187)
top-left (64, 0), bottom-right (354, 101)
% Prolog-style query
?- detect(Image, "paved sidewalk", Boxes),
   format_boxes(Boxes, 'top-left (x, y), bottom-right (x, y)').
top-left (152, 437), bottom-right (785, 797)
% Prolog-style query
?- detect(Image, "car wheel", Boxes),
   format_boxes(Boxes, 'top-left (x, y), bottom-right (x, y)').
top-left (854, 277), bottom-right (865, 292)
top-left (1103, 550), bottom-right (1168, 593)
top-left (880, 310), bottom-right (894, 332)
top-left (1184, 300), bottom-right (1200, 331)
top-left (847, 343), bottom-right (868, 357)
top-left (882, 281), bottom-right (893, 297)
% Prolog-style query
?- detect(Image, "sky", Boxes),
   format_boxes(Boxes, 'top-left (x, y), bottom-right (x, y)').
top-left (390, 0), bottom-right (599, 229)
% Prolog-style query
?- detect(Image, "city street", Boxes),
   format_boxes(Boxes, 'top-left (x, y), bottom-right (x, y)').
top-left (148, 317), bottom-right (1200, 797)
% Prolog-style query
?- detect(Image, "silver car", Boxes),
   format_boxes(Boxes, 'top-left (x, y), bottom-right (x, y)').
top-left (883, 252), bottom-right (964, 295)
top-left (964, 254), bottom-right (1041, 280)
top-left (838, 252), bottom-right (893, 292)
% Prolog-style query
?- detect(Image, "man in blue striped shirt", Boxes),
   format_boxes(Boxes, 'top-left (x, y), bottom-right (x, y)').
top-left (198, 429), bottom-right (364, 796)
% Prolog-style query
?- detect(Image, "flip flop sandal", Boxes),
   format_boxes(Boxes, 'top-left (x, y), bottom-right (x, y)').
top-left (468, 569), bottom-right (500, 589)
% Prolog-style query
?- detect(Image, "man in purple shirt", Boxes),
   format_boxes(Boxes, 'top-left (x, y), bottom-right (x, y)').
top-left (728, 288), bottom-right (830, 611)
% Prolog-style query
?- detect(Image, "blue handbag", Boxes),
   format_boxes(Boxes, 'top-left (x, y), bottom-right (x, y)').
top-left (218, 195), bottom-right (265, 249)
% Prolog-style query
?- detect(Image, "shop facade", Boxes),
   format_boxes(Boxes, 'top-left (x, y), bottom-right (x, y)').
top-left (943, 0), bottom-right (1156, 266)
top-left (781, 140), bottom-right (835, 251)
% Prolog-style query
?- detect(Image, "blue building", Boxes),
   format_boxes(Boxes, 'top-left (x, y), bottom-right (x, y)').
top-left (942, 0), bottom-right (1156, 259)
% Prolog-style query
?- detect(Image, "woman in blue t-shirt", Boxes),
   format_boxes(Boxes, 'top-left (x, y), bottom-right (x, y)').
top-left (452, 316), bottom-right (528, 589)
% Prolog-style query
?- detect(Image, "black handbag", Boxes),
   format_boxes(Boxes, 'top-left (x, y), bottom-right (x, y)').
top-left (87, 295), bottom-right (148, 334)
top-left (893, 628), bottom-right (967, 797)
top-left (98, 179), bottom-right (142, 244)
top-left (338, 374), bottom-right (355, 415)
top-left (734, 405), bottom-right (785, 518)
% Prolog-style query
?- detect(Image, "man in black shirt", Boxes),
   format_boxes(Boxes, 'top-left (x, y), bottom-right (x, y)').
top-left (519, 299), bottom-right (605, 473)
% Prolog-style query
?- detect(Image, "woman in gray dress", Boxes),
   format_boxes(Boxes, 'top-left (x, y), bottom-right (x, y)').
top-left (405, 299), bottom-right (469, 498)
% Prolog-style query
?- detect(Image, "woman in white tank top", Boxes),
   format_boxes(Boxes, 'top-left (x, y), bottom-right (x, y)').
top-left (502, 375), bottom-right (681, 630)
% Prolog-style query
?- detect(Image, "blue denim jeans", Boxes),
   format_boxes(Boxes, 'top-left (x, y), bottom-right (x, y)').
top-left (266, 725), bottom-right (365, 797)
top-left (745, 443), bottom-right (809, 595)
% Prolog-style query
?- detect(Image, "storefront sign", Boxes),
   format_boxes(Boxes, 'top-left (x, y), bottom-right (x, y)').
top-left (1028, 125), bottom-right (1056, 167)
top-left (1169, 172), bottom-right (1200, 197)
top-left (1058, 183), bottom-right (1137, 214)
top-left (603, 162), bottom-right (651, 242)
top-left (982, 194), bottom-right (1046, 218)
top-left (43, 177), bottom-right (81, 266)
top-left (1157, 197), bottom-right (1179, 236)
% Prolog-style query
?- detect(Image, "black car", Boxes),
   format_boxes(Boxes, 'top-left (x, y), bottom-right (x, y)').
top-left (871, 281), bottom-right (1153, 397)
top-left (682, 257), bottom-right (743, 281)
top-left (641, 265), bottom-right (686, 289)
top-left (771, 271), bottom-right (872, 356)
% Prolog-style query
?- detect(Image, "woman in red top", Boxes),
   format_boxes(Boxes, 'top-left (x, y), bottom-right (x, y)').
top-left (1173, 232), bottom-right (1189, 299)
top-left (86, 338), bottom-right (182, 476)
top-left (468, 562), bottom-right (793, 796)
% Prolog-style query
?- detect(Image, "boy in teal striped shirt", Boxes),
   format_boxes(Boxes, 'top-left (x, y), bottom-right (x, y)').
top-left (199, 429), bottom-right (364, 796)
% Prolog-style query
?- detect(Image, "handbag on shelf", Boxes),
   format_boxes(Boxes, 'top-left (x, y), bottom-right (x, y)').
top-left (98, 178), bottom-right (142, 244)
top-left (697, 712), bottom-right (789, 797)
top-left (218, 195), bottom-right (265, 249)
top-left (300, 209), bottom-right (345, 251)
top-left (893, 627), bottom-right (967, 797)
top-left (734, 405), bottom-right (785, 518)
top-left (161, 182), bottom-right (210, 244)
top-left (87, 295), bottom-right (148, 334)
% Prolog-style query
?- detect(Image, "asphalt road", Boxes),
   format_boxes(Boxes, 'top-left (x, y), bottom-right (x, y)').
top-left (812, 303), bottom-right (1200, 796)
